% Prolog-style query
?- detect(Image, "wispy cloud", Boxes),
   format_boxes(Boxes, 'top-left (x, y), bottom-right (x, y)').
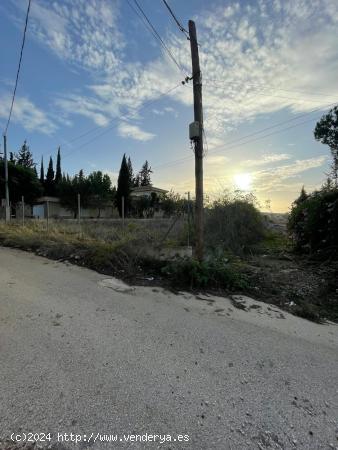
top-left (55, 94), bottom-right (111, 127)
top-left (117, 122), bottom-right (155, 142)
top-left (0, 94), bottom-right (57, 135)
top-left (205, 155), bottom-right (230, 165)
top-left (253, 156), bottom-right (328, 192)
top-left (12, 0), bottom-right (124, 73)
top-left (5, 0), bottom-right (338, 150)
top-left (242, 153), bottom-right (292, 167)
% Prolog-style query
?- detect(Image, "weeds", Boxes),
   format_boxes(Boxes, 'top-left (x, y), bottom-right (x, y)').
top-left (161, 257), bottom-right (248, 291)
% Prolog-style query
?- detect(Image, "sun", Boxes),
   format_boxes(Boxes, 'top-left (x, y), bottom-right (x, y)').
top-left (234, 173), bottom-right (252, 191)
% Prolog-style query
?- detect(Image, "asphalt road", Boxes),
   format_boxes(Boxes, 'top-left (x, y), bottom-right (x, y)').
top-left (0, 247), bottom-right (337, 450)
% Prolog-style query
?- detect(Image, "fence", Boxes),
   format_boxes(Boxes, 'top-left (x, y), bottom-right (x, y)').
top-left (0, 197), bottom-right (192, 249)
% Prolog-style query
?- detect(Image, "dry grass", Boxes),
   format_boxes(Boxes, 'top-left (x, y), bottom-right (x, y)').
top-left (0, 217), bottom-right (187, 245)
top-left (0, 219), bottom-right (188, 280)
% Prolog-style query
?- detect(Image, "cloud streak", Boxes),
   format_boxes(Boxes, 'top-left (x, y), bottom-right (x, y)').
top-left (0, 94), bottom-right (57, 135)
top-left (242, 153), bottom-right (292, 167)
top-left (117, 122), bottom-right (155, 141)
top-left (253, 156), bottom-right (328, 192)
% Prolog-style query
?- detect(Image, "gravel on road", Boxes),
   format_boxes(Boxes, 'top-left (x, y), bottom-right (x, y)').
top-left (0, 247), bottom-right (337, 449)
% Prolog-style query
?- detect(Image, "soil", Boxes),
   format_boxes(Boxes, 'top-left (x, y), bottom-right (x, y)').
top-left (243, 252), bottom-right (338, 323)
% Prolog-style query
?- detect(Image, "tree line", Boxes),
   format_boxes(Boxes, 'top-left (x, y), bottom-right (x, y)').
top-left (0, 143), bottom-right (155, 218)
top-left (288, 105), bottom-right (338, 258)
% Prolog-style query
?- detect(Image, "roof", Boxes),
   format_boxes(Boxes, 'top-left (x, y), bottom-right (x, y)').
top-left (34, 196), bottom-right (60, 203)
top-left (131, 185), bottom-right (168, 194)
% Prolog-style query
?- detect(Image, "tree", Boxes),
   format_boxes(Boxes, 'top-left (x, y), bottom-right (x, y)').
top-left (16, 140), bottom-right (35, 169)
top-left (9, 152), bottom-right (16, 164)
top-left (116, 154), bottom-right (130, 217)
top-left (127, 157), bottom-right (134, 187)
top-left (139, 160), bottom-right (152, 186)
top-left (55, 147), bottom-right (62, 184)
top-left (0, 161), bottom-right (42, 205)
top-left (58, 170), bottom-right (91, 218)
top-left (288, 187), bottom-right (338, 257)
top-left (87, 171), bottom-right (112, 218)
top-left (294, 186), bottom-right (308, 206)
top-left (314, 105), bottom-right (338, 186)
top-left (40, 157), bottom-right (45, 185)
top-left (133, 173), bottom-right (140, 187)
top-left (45, 157), bottom-right (55, 195)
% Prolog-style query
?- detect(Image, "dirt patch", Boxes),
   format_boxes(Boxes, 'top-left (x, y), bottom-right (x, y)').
top-left (243, 254), bottom-right (338, 323)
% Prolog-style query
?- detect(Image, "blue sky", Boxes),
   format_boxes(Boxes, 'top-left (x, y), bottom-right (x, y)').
top-left (1, 0), bottom-right (338, 211)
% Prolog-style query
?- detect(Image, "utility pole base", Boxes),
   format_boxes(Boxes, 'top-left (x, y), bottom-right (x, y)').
top-left (5, 207), bottom-right (10, 223)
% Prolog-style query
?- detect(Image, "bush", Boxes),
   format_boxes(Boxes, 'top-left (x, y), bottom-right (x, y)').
top-left (288, 187), bottom-right (338, 257)
top-left (205, 192), bottom-right (266, 255)
top-left (161, 257), bottom-right (248, 290)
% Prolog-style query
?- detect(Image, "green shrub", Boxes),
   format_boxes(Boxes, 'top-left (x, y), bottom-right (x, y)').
top-left (288, 187), bottom-right (338, 257)
top-left (161, 257), bottom-right (248, 290)
top-left (205, 192), bottom-right (266, 255)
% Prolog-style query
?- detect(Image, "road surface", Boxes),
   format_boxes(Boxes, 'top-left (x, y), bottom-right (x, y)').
top-left (0, 247), bottom-right (337, 449)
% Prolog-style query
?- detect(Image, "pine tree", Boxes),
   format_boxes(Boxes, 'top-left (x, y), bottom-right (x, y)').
top-left (45, 157), bottom-right (55, 195)
top-left (140, 160), bottom-right (153, 186)
top-left (9, 152), bottom-right (16, 163)
top-left (40, 157), bottom-right (45, 184)
top-left (116, 154), bottom-right (130, 217)
top-left (55, 147), bottom-right (62, 184)
top-left (16, 140), bottom-right (35, 168)
top-left (134, 173), bottom-right (140, 187)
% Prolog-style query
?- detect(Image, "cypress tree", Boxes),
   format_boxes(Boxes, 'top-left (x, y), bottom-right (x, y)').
top-left (45, 157), bottom-right (55, 195)
top-left (116, 154), bottom-right (130, 217)
top-left (55, 147), bottom-right (62, 184)
top-left (40, 157), bottom-right (45, 184)
top-left (127, 156), bottom-right (134, 188)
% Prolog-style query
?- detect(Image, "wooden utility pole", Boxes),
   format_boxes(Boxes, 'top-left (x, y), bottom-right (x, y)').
top-left (22, 196), bottom-right (25, 226)
top-left (3, 134), bottom-right (10, 223)
top-left (46, 200), bottom-right (49, 232)
top-left (186, 191), bottom-right (191, 247)
top-left (77, 193), bottom-right (81, 225)
top-left (121, 196), bottom-right (125, 230)
top-left (189, 20), bottom-right (204, 261)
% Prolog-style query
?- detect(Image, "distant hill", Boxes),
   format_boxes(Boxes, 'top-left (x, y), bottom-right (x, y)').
top-left (261, 212), bottom-right (289, 234)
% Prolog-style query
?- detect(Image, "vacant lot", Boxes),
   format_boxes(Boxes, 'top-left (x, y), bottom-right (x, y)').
top-left (0, 216), bottom-right (337, 323)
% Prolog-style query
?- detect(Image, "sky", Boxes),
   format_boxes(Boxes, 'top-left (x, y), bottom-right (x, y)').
top-left (1, 0), bottom-right (338, 212)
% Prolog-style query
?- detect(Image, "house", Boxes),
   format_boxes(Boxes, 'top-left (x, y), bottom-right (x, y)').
top-left (130, 185), bottom-right (168, 198)
top-left (130, 185), bottom-right (168, 218)
top-left (32, 196), bottom-right (117, 219)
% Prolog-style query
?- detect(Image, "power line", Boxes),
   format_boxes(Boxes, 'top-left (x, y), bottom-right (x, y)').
top-left (160, 0), bottom-right (189, 36)
top-left (64, 83), bottom-right (183, 147)
top-left (205, 78), bottom-right (338, 100)
top-left (38, 83), bottom-right (183, 160)
top-left (153, 100), bottom-right (338, 171)
top-left (205, 80), bottom-right (325, 104)
top-left (4, 0), bottom-right (32, 136)
top-left (127, 0), bottom-right (186, 76)
top-left (154, 116), bottom-right (319, 172)
top-left (59, 82), bottom-right (184, 160)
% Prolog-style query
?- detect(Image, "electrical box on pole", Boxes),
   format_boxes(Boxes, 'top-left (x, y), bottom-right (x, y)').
top-left (189, 121), bottom-right (200, 140)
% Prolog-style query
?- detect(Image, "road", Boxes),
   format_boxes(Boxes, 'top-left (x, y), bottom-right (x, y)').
top-left (0, 247), bottom-right (337, 449)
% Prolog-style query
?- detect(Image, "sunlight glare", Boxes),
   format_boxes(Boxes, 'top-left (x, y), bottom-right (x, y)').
top-left (234, 173), bottom-right (252, 191)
